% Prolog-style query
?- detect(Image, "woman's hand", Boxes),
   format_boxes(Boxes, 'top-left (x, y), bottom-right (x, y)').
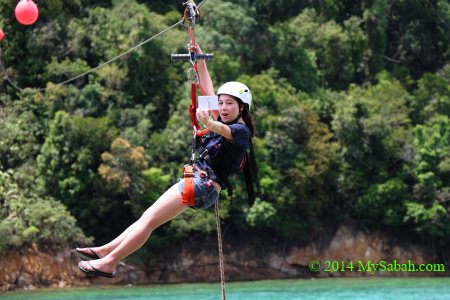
top-left (196, 108), bottom-right (212, 127)
top-left (191, 43), bottom-right (215, 96)
top-left (190, 42), bottom-right (203, 54)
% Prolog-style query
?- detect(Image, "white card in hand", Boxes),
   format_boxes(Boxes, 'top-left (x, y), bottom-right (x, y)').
top-left (198, 95), bottom-right (219, 110)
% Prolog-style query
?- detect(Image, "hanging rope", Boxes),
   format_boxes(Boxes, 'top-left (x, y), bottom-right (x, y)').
top-left (215, 201), bottom-right (226, 300)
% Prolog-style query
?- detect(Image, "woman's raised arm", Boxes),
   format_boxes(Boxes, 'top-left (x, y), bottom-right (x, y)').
top-left (193, 44), bottom-right (214, 96)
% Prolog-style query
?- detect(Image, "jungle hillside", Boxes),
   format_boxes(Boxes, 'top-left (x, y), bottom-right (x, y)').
top-left (0, 0), bottom-right (449, 260)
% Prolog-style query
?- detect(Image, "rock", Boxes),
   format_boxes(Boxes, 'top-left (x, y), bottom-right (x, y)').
top-left (286, 226), bottom-right (446, 277)
top-left (0, 226), bottom-right (446, 292)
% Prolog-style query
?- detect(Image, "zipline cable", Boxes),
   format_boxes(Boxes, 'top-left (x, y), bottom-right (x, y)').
top-left (0, 0), bottom-right (208, 92)
top-left (0, 47), bottom-right (25, 91)
top-left (0, 20), bottom-right (181, 92)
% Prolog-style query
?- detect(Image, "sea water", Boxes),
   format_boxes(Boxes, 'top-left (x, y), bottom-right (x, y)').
top-left (3, 277), bottom-right (450, 300)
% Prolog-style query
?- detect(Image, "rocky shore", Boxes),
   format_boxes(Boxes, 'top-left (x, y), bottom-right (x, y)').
top-left (0, 226), bottom-right (446, 292)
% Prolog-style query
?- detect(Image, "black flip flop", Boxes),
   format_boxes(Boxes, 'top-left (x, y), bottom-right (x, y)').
top-left (73, 248), bottom-right (100, 261)
top-left (78, 261), bottom-right (116, 278)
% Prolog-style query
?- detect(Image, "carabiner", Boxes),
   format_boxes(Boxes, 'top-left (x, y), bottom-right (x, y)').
top-left (187, 68), bottom-right (199, 84)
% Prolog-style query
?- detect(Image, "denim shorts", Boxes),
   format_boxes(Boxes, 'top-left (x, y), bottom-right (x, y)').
top-left (178, 171), bottom-right (220, 210)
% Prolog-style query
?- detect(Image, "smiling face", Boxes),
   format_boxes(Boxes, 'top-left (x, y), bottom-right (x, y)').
top-left (218, 94), bottom-right (243, 123)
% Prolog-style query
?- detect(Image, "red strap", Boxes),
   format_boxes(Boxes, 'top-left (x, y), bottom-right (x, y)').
top-left (188, 26), bottom-right (218, 137)
top-left (190, 83), bottom-right (201, 131)
top-left (181, 165), bottom-right (196, 207)
top-left (191, 81), bottom-right (220, 137)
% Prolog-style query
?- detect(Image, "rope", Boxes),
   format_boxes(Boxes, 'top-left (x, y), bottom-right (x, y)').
top-left (215, 201), bottom-right (226, 300)
top-left (0, 19), bottom-right (183, 92)
top-left (0, 47), bottom-right (24, 91)
top-left (38, 20), bottom-right (183, 91)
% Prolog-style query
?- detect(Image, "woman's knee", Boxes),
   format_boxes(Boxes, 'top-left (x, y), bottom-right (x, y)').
top-left (139, 211), bottom-right (159, 230)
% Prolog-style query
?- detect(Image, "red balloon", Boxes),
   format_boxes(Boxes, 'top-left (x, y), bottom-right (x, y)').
top-left (0, 29), bottom-right (4, 41)
top-left (15, 0), bottom-right (39, 26)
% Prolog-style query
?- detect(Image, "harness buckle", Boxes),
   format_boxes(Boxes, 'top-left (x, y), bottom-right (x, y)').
top-left (199, 148), bottom-right (209, 158)
top-left (183, 164), bottom-right (195, 178)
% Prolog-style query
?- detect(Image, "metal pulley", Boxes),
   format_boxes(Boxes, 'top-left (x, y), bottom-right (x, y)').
top-left (183, 0), bottom-right (200, 26)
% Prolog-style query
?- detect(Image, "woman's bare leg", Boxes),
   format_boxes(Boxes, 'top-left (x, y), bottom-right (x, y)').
top-left (79, 183), bottom-right (187, 274)
top-left (76, 219), bottom-right (140, 258)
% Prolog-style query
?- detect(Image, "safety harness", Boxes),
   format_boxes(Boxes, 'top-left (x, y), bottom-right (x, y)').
top-left (195, 120), bottom-right (263, 206)
top-left (171, 0), bottom-right (215, 207)
top-left (171, 0), bottom-right (262, 207)
top-left (173, 3), bottom-right (246, 300)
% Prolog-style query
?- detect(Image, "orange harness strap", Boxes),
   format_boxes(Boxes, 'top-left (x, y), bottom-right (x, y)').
top-left (182, 164), bottom-right (196, 207)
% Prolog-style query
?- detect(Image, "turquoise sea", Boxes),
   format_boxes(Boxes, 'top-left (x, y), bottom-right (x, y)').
top-left (3, 277), bottom-right (450, 300)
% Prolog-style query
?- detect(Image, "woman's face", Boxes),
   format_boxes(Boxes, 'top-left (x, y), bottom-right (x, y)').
top-left (218, 94), bottom-right (241, 123)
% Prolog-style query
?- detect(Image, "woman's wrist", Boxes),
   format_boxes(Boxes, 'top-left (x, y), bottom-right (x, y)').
top-left (207, 120), bottom-right (217, 131)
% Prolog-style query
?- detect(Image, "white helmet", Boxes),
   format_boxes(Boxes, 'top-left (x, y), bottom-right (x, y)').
top-left (217, 81), bottom-right (252, 111)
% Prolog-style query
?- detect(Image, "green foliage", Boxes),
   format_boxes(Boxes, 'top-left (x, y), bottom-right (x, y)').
top-left (36, 111), bottom-right (118, 227)
top-left (99, 138), bottom-right (148, 192)
top-left (365, 0), bottom-right (450, 81)
top-left (272, 8), bottom-right (369, 91)
top-left (246, 199), bottom-right (277, 228)
top-left (410, 64), bottom-right (450, 124)
top-left (44, 58), bottom-right (91, 83)
top-left (136, 167), bottom-right (171, 211)
top-left (240, 80), bottom-right (340, 239)
top-left (364, 0), bottom-right (389, 75)
top-left (271, 26), bottom-right (319, 93)
top-left (404, 200), bottom-right (449, 238)
top-left (97, 137), bottom-right (171, 217)
top-left (332, 73), bottom-right (413, 208)
top-left (0, 0), bottom-right (449, 251)
top-left (268, 105), bottom-right (339, 221)
top-left (0, 170), bottom-right (90, 252)
top-left (356, 178), bottom-right (408, 226)
top-left (169, 209), bottom-right (217, 238)
top-left (199, 0), bottom-right (269, 74)
top-left (412, 115), bottom-right (450, 202)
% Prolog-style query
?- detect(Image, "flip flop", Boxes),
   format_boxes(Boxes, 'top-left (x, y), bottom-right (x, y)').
top-left (73, 248), bottom-right (100, 261)
top-left (78, 261), bottom-right (116, 278)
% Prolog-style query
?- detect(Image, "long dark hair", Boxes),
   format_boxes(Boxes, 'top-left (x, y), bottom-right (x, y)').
top-left (238, 99), bottom-right (256, 137)
top-left (241, 106), bottom-right (255, 138)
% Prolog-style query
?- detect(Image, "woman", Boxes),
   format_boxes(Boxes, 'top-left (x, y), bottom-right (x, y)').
top-left (76, 45), bottom-right (255, 277)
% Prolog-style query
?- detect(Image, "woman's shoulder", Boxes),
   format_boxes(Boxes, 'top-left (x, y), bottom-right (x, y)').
top-left (229, 122), bottom-right (250, 134)
top-left (226, 122), bottom-right (251, 147)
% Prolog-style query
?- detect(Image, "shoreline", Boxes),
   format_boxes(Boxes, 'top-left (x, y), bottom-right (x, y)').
top-left (1, 225), bottom-right (448, 292)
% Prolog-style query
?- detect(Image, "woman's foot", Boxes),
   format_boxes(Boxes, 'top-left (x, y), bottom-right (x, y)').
top-left (74, 247), bottom-right (107, 260)
top-left (78, 260), bottom-right (116, 278)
